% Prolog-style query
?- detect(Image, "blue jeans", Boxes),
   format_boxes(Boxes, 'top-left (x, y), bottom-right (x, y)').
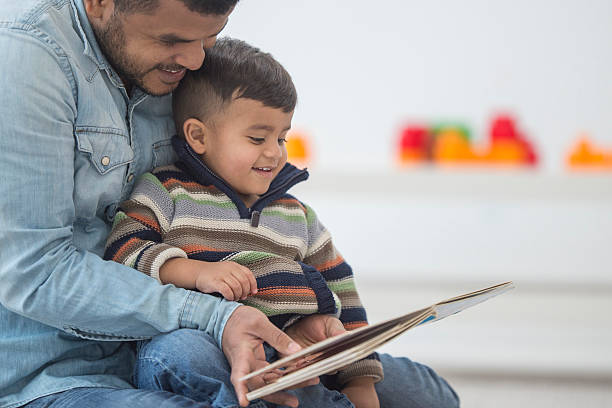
top-left (24, 329), bottom-right (459, 408)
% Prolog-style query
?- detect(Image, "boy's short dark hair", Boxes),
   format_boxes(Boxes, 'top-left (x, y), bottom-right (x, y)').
top-left (172, 37), bottom-right (297, 136)
top-left (114, 0), bottom-right (238, 15)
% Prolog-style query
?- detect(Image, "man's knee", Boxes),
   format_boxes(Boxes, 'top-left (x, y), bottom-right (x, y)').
top-left (376, 354), bottom-right (460, 408)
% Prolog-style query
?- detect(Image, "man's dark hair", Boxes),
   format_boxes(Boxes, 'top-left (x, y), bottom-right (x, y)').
top-left (172, 37), bottom-right (297, 137)
top-left (114, 0), bottom-right (237, 15)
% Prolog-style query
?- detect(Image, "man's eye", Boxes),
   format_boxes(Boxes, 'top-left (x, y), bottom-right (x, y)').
top-left (160, 40), bottom-right (177, 47)
top-left (248, 137), bottom-right (265, 144)
top-left (278, 138), bottom-right (287, 145)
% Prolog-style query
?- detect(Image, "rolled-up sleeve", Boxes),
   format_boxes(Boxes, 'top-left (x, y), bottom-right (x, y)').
top-left (0, 29), bottom-right (238, 348)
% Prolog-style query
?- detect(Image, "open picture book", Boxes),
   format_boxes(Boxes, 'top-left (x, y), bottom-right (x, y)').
top-left (242, 281), bottom-right (514, 401)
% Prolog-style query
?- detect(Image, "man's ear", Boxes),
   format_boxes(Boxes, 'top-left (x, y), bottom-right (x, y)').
top-left (83, 0), bottom-right (115, 24)
top-left (183, 118), bottom-right (208, 155)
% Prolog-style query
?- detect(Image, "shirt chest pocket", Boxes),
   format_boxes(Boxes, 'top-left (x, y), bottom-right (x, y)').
top-left (74, 126), bottom-right (134, 174)
top-left (73, 127), bottom-right (134, 223)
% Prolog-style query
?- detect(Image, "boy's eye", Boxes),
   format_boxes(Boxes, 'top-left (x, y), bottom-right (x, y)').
top-left (278, 138), bottom-right (287, 145)
top-left (248, 137), bottom-right (265, 144)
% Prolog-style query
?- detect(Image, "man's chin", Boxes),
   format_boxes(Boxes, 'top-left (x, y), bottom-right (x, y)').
top-left (139, 82), bottom-right (179, 97)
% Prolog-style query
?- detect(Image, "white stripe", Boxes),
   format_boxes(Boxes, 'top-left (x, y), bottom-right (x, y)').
top-left (172, 218), bottom-right (308, 258)
top-left (131, 193), bottom-right (171, 232)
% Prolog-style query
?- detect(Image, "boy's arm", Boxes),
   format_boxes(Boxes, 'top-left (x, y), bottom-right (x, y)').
top-left (104, 172), bottom-right (188, 282)
top-left (302, 204), bottom-right (384, 387)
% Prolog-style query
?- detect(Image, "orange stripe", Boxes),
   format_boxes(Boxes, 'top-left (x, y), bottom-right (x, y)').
top-left (273, 198), bottom-right (306, 212)
top-left (112, 237), bottom-right (140, 262)
top-left (257, 287), bottom-right (316, 296)
top-left (162, 178), bottom-right (214, 191)
top-left (182, 244), bottom-right (225, 254)
top-left (127, 212), bottom-right (161, 233)
top-left (314, 255), bottom-right (344, 271)
top-left (344, 321), bottom-right (368, 330)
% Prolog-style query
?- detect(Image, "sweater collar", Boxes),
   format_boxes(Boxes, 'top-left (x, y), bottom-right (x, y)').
top-left (171, 136), bottom-right (309, 221)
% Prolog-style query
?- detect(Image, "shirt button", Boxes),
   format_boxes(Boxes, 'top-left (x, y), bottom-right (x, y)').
top-left (101, 156), bottom-right (110, 166)
top-left (127, 173), bottom-right (134, 183)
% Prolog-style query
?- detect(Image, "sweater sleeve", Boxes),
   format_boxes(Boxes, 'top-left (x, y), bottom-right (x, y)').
top-left (302, 204), bottom-right (384, 386)
top-left (103, 172), bottom-right (188, 282)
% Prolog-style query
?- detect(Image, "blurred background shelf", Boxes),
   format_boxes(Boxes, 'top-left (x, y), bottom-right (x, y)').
top-left (292, 168), bottom-right (612, 286)
top-left (292, 168), bottom-right (612, 406)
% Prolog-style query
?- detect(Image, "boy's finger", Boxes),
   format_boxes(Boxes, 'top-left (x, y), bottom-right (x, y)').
top-left (230, 268), bottom-right (251, 299)
top-left (242, 265), bottom-right (258, 294)
top-left (224, 275), bottom-right (243, 300)
top-left (218, 283), bottom-right (236, 301)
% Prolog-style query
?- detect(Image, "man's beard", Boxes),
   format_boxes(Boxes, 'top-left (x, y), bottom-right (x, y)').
top-left (93, 13), bottom-right (179, 97)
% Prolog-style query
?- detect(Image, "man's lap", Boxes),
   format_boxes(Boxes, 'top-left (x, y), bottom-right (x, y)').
top-left (22, 387), bottom-right (213, 408)
top-left (135, 329), bottom-right (459, 408)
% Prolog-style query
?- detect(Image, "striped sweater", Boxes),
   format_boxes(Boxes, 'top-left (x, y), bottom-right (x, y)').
top-left (104, 136), bottom-right (383, 385)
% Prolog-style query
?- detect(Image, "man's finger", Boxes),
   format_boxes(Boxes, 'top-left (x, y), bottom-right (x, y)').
top-left (260, 321), bottom-right (301, 356)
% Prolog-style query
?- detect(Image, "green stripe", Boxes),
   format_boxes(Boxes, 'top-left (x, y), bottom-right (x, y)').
top-left (261, 209), bottom-right (306, 223)
top-left (112, 211), bottom-right (128, 228)
top-left (304, 204), bottom-right (317, 226)
top-left (141, 172), bottom-right (166, 190)
top-left (241, 299), bottom-right (317, 316)
top-left (228, 251), bottom-right (275, 264)
top-left (172, 193), bottom-right (236, 209)
top-left (327, 279), bottom-right (356, 293)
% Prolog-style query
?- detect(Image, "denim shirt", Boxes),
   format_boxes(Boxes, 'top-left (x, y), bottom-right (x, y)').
top-left (0, 1), bottom-right (239, 407)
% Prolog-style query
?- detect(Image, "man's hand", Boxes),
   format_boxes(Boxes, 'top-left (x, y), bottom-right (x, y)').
top-left (342, 377), bottom-right (380, 408)
top-left (222, 305), bottom-right (317, 407)
top-left (285, 314), bottom-right (347, 349)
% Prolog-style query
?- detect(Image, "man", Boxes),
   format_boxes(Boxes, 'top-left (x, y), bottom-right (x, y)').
top-left (0, 1), bottom-right (459, 407)
top-left (0, 1), bottom-right (310, 407)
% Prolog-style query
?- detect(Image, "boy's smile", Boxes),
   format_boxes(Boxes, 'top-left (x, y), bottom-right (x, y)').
top-left (184, 98), bottom-right (293, 208)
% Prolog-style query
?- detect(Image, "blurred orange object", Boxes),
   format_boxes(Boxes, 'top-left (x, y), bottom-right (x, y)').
top-left (567, 135), bottom-right (609, 169)
top-left (486, 139), bottom-right (527, 165)
top-left (433, 129), bottom-right (475, 163)
top-left (286, 131), bottom-right (311, 167)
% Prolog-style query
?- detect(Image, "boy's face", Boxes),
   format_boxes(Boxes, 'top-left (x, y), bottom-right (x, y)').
top-left (194, 98), bottom-right (293, 207)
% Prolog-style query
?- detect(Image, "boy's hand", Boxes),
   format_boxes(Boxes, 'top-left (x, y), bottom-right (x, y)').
top-left (194, 261), bottom-right (257, 301)
top-left (342, 377), bottom-right (380, 408)
top-left (284, 314), bottom-right (346, 349)
top-left (159, 258), bottom-right (257, 301)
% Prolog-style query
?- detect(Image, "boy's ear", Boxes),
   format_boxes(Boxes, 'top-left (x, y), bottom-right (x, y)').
top-left (183, 118), bottom-right (208, 154)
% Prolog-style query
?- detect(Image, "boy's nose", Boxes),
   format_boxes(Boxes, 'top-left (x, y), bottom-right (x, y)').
top-left (263, 141), bottom-right (283, 159)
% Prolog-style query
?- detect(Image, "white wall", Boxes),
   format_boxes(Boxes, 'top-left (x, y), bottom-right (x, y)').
top-left (224, 0), bottom-right (612, 172)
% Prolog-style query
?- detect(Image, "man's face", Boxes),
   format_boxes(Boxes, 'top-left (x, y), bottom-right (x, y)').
top-left (93, 0), bottom-right (231, 96)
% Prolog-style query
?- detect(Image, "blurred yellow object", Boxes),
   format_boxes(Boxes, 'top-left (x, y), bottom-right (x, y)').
top-left (286, 131), bottom-right (311, 166)
top-left (433, 129), bottom-right (475, 163)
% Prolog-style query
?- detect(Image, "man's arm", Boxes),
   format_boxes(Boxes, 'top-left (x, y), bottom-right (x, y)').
top-left (0, 30), bottom-right (236, 345)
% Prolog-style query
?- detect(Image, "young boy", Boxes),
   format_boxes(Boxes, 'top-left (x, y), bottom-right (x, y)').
top-left (104, 38), bottom-right (382, 407)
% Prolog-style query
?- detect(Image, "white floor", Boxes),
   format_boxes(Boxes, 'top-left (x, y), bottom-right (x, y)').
top-left (358, 280), bottom-right (612, 408)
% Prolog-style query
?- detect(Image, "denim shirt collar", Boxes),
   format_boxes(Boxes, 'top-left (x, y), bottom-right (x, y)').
top-left (71, 0), bottom-right (122, 85)
top-left (171, 136), bottom-right (309, 221)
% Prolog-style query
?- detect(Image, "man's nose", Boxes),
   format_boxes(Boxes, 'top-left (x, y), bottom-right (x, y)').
top-left (174, 41), bottom-right (206, 71)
